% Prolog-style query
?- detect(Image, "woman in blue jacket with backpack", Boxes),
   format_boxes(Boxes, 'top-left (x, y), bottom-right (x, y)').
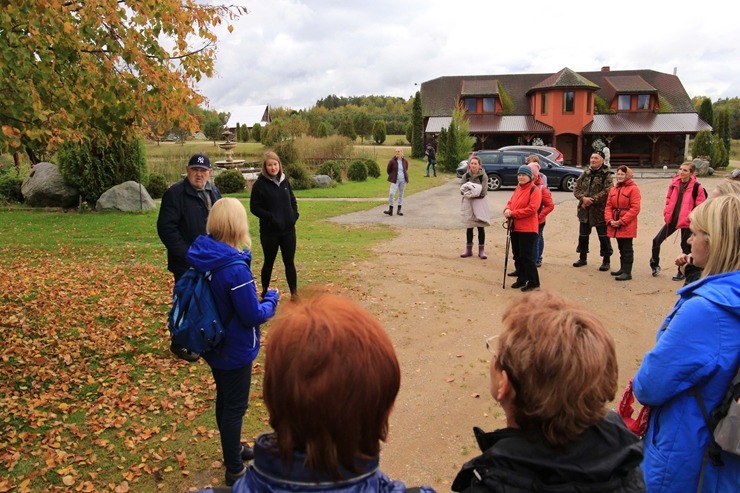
top-left (187, 197), bottom-right (279, 487)
top-left (634, 195), bottom-right (740, 493)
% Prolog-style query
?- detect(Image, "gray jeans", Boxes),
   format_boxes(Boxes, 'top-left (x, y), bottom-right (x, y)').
top-left (388, 181), bottom-right (406, 206)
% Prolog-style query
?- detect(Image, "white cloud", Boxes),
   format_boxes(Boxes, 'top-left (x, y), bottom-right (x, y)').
top-left (198, 0), bottom-right (740, 113)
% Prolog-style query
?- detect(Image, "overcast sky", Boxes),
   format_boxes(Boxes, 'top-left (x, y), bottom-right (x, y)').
top-left (197, 0), bottom-right (740, 115)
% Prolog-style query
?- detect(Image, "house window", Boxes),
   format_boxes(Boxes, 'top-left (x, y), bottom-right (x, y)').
top-left (463, 98), bottom-right (477, 113)
top-left (482, 97), bottom-right (495, 113)
top-left (586, 93), bottom-right (591, 114)
top-left (563, 91), bottom-right (575, 113)
top-left (618, 95), bottom-right (631, 110)
top-left (540, 93), bottom-right (548, 114)
top-left (637, 94), bottom-right (650, 110)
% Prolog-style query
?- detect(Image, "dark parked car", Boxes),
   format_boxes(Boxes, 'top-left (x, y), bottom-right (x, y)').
top-left (498, 145), bottom-right (564, 163)
top-left (457, 150), bottom-right (582, 192)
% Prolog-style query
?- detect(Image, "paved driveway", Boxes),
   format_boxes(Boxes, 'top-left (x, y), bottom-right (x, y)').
top-left (328, 178), bottom-right (578, 230)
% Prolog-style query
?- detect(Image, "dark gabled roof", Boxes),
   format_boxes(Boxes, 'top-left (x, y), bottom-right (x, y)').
top-left (529, 67), bottom-right (600, 92)
top-left (421, 68), bottom-right (696, 117)
top-left (583, 113), bottom-right (712, 134)
top-left (461, 80), bottom-right (499, 96)
top-left (604, 75), bottom-right (657, 93)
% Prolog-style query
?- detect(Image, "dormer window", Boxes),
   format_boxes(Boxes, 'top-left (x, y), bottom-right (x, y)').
top-left (637, 94), bottom-right (650, 110)
top-left (618, 95), bottom-right (631, 110)
top-left (482, 97), bottom-right (495, 113)
top-left (462, 96), bottom-right (498, 114)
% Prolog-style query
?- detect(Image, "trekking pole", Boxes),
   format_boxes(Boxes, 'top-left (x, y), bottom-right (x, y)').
top-left (502, 218), bottom-right (512, 289)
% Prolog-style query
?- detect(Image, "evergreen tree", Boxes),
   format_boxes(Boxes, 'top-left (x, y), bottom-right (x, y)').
top-left (716, 108), bottom-right (731, 152)
top-left (338, 118), bottom-right (357, 141)
top-left (372, 120), bottom-right (387, 144)
top-left (411, 91), bottom-right (424, 158)
top-left (252, 123), bottom-right (262, 143)
top-left (699, 98), bottom-right (713, 125)
top-left (692, 130), bottom-right (712, 159)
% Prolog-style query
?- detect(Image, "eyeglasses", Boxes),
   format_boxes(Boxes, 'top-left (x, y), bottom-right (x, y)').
top-left (485, 335), bottom-right (520, 391)
top-left (485, 335), bottom-right (499, 357)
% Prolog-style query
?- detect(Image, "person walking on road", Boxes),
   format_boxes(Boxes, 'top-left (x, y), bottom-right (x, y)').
top-left (425, 143), bottom-right (437, 177)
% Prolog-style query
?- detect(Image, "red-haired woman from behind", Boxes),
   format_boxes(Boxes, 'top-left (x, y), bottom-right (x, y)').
top-left (230, 293), bottom-right (435, 493)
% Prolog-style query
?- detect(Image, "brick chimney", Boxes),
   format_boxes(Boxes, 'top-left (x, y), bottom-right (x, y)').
top-left (601, 66), bottom-right (611, 72)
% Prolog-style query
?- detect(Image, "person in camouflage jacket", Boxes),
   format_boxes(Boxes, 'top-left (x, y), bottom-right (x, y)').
top-left (572, 151), bottom-right (614, 271)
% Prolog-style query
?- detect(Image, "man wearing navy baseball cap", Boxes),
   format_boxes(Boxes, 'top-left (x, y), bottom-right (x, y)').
top-left (157, 153), bottom-right (222, 281)
top-left (157, 153), bottom-right (222, 360)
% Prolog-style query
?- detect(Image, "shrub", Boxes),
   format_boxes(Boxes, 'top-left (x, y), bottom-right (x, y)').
top-left (316, 160), bottom-right (343, 183)
top-left (272, 140), bottom-right (299, 166)
top-left (710, 137), bottom-right (728, 169)
top-left (252, 123), bottom-right (262, 142)
top-left (146, 173), bottom-right (168, 199)
top-left (347, 160), bottom-right (368, 182)
top-left (364, 158), bottom-right (381, 178)
top-left (0, 175), bottom-right (23, 203)
top-left (57, 137), bottom-right (147, 203)
top-left (692, 130), bottom-right (712, 158)
top-left (214, 169), bottom-right (245, 194)
top-left (284, 162), bottom-right (313, 190)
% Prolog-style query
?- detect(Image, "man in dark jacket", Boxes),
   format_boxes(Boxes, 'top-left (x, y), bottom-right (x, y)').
top-left (572, 151), bottom-right (613, 271)
top-left (424, 143), bottom-right (437, 177)
top-left (157, 153), bottom-right (222, 282)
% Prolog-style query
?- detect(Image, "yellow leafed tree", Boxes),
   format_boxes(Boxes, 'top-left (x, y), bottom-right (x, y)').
top-left (0, 0), bottom-right (247, 159)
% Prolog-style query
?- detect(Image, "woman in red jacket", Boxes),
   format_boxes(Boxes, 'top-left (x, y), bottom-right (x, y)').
top-left (605, 166), bottom-right (641, 281)
top-left (503, 166), bottom-right (542, 291)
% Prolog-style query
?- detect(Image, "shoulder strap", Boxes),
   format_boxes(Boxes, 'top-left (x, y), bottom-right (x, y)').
top-left (692, 181), bottom-right (705, 203)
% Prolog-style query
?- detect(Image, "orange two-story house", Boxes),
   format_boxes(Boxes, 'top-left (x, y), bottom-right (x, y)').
top-left (420, 66), bottom-right (712, 167)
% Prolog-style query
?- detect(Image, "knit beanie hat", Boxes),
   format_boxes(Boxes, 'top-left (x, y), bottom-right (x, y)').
top-left (517, 165), bottom-right (533, 178)
top-left (527, 162), bottom-right (541, 174)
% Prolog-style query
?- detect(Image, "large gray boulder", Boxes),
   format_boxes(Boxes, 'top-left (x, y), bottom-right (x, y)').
top-left (21, 162), bottom-right (79, 208)
top-left (96, 181), bottom-right (156, 212)
top-left (312, 174), bottom-right (332, 188)
top-left (693, 158), bottom-right (713, 177)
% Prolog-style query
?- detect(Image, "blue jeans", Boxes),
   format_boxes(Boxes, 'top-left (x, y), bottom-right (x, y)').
top-left (211, 365), bottom-right (252, 474)
top-left (532, 223), bottom-right (545, 263)
top-left (425, 159), bottom-right (437, 176)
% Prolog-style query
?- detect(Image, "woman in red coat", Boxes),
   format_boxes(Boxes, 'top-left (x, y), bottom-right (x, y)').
top-left (503, 166), bottom-right (542, 291)
top-left (604, 166), bottom-right (641, 281)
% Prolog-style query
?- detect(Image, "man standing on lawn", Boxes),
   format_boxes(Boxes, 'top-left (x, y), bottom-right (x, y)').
top-left (383, 147), bottom-right (409, 216)
top-left (157, 153), bottom-right (222, 282)
top-left (157, 153), bottom-right (222, 360)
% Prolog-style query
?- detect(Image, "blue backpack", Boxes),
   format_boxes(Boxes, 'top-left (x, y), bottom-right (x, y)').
top-left (168, 260), bottom-right (246, 362)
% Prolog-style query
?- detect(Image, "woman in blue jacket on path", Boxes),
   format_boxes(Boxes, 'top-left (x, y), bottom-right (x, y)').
top-left (187, 197), bottom-right (280, 487)
top-left (633, 194), bottom-right (740, 493)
